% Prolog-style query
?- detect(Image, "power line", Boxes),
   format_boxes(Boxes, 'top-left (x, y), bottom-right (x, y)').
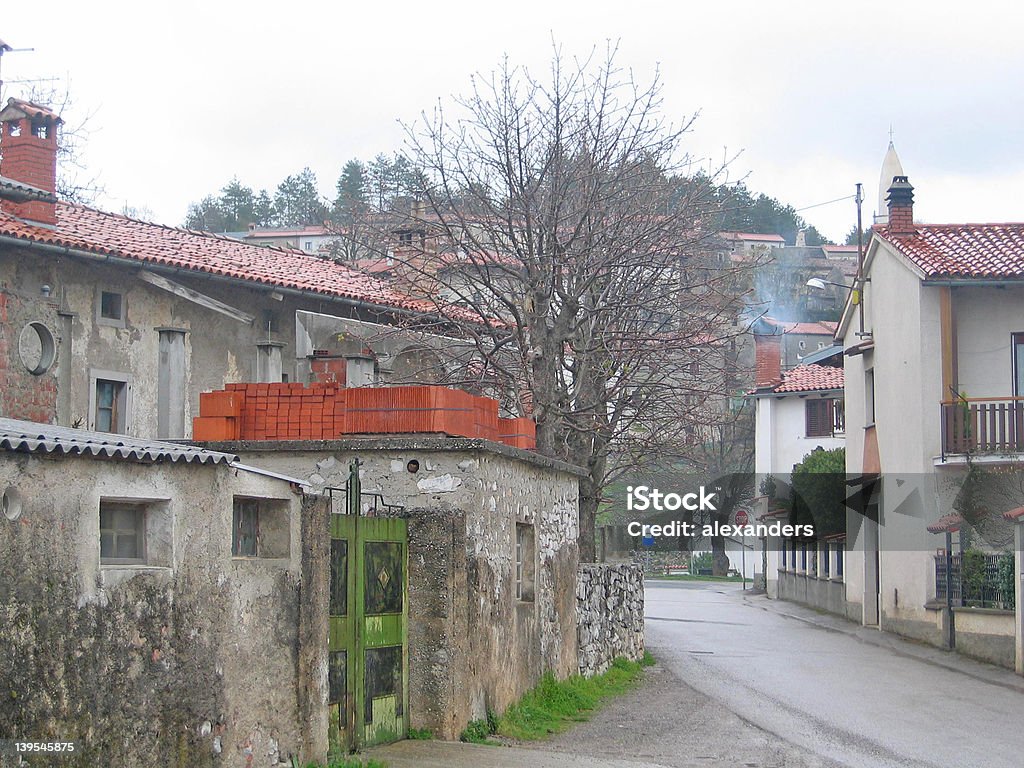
top-left (795, 193), bottom-right (856, 213)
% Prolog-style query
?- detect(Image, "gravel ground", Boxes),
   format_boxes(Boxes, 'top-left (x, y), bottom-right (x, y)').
top-left (541, 656), bottom-right (842, 768)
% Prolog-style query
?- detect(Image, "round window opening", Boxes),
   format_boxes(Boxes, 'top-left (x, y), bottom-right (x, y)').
top-left (406, 459), bottom-right (420, 474)
top-left (2, 487), bottom-right (23, 521)
top-left (18, 322), bottom-right (56, 375)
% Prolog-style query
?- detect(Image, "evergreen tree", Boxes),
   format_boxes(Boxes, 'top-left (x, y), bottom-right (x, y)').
top-left (253, 190), bottom-right (276, 227)
top-left (335, 159), bottom-right (368, 220)
top-left (218, 178), bottom-right (256, 229)
top-left (184, 195), bottom-right (230, 232)
top-left (273, 167), bottom-right (327, 227)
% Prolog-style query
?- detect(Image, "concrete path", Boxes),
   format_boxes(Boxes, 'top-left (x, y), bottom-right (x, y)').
top-left (368, 581), bottom-right (1024, 767)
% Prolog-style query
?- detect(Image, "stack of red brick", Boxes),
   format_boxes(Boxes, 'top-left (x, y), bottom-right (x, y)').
top-left (192, 384), bottom-right (536, 449)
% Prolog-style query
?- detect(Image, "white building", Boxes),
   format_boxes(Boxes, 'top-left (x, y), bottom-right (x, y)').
top-left (751, 329), bottom-right (845, 603)
top-left (840, 167), bottom-right (1024, 672)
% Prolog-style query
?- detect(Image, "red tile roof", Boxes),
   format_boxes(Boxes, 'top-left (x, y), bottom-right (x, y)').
top-left (762, 317), bottom-right (837, 336)
top-left (768, 364), bottom-right (843, 394)
top-left (0, 202), bottom-right (454, 315)
top-left (876, 223), bottom-right (1024, 278)
top-left (720, 231), bottom-right (786, 243)
top-left (926, 513), bottom-right (964, 534)
top-left (1003, 506), bottom-right (1024, 522)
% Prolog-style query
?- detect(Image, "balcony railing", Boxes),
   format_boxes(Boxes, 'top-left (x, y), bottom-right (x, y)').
top-left (940, 397), bottom-right (1024, 459)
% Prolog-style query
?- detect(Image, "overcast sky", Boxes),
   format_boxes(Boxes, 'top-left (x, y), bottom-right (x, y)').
top-left (3, 1), bottom-right (1022, 242)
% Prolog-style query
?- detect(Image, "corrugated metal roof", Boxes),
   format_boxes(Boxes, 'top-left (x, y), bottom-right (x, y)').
top-left (0, 418), bottom-right (238, 465)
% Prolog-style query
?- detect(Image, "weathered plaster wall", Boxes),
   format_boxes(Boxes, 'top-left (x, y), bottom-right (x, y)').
top-left (0, 243), bottom-right (442, 439)
top-left (576, 564), bottom-right (644, 677)
top-left (227, 437), bottom-right (581, 739)
top-left (0, 451), bottom-right (313, 767)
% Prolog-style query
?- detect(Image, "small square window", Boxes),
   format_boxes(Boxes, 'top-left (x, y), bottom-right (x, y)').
top-left (100, 503), bottom-right (146, 564)
top-left (100, 291), bottom-right (124, 321)
top-left (233, 499), bottom-right (260, 557)
top-left (232, 497), bottom-right (290, 559)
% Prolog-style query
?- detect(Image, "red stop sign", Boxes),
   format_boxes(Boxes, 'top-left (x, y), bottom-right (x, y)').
top-left (735, 509), bottom-right (749, 526)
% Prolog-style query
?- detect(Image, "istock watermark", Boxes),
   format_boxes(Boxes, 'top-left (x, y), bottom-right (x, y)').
top-left (625, 485), bottom-right (718, 512)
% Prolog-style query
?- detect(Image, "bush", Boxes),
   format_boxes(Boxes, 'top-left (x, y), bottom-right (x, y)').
top-left (790, 448), bottom-right (846, 536)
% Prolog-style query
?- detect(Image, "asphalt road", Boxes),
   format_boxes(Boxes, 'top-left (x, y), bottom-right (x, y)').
top-left (643, 581), bottom-right (1024, 768)
top-left (372, 581), bottom-right (1024, 767)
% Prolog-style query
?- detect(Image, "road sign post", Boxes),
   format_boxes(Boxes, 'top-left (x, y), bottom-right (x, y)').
top-left (735, 509), bottom-right (749, 590)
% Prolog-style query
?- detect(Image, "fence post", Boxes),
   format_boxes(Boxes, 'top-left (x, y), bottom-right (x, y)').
top-left (945, 530), bottom-right (956, 650)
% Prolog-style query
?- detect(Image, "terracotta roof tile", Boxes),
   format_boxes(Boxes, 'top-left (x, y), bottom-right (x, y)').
top-left (927, 513), bottom-right (964, 534)
top-left (762, 317), bottom-right (837, 336)
top-left (0, 202), bottom-right (456, 316)
top-left (719, 231), bottom-right (786, 243)
top-left (769, 364), bottom-right (843, 394)
top-left (877, 223), bottom-right (1024, 278)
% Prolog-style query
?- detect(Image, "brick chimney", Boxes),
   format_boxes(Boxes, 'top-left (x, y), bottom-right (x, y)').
top-left (885, 175), bottom-right (915, 236)
top-left (0, 98), bottom-right (62, 225)
top-left (754, 333), bottom-right (782, 389)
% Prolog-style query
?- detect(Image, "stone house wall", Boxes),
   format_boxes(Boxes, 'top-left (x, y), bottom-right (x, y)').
top-left (0, 449), bottom-right (325, 768)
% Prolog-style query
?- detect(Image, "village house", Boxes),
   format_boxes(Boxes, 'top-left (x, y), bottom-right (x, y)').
top-left (750, 327), bottom-right (846, 609)
top-left (0, 97), bottom-right (646, 766)
top-left (0, 98), bottom-right (472, 441)
top-left (0, 417), bottom-right (323, 766)
top-left (840, 169), bottom-right (1024, 673)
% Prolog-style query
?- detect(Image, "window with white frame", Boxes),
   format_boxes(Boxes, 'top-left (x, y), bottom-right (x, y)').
top-left (805, 397), bottom-right (845, 437)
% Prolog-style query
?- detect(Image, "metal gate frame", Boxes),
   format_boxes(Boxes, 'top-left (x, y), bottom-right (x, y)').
top-left (327, 461), bottom-right (408, 752)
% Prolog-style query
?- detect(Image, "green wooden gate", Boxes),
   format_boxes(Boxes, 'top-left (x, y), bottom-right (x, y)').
top-left (328, 463), bottom-right (408, 752)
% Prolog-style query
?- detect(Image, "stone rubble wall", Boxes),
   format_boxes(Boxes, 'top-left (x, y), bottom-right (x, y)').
top-left (577, 564), bottom-right (645, 677)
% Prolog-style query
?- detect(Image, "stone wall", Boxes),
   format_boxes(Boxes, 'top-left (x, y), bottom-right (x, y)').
top-left (577, 564), bottom-right (645, 677)
top-left (228, 436), bottom-right (582, 740)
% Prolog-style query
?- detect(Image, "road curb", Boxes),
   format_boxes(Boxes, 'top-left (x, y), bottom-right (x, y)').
top-left (743, 592), bottom-right (1024, 695)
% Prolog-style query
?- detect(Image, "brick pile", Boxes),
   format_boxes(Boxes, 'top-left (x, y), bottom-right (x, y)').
top-left (192, 384), bottom-right (536, 449)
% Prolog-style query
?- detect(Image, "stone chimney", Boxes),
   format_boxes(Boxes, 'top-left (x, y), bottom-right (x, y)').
top-left (754, 333), bottom-right (782, 389)
top-left (885, 175), bottom-right (915, 236)
top-left (0, 98), bottom-right (62, 225)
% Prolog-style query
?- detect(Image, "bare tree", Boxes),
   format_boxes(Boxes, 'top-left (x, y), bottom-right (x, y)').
top-left (386, 46), bottom-right (756, 561)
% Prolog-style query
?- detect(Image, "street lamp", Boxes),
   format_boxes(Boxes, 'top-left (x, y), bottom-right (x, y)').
top-left (805, 277), bottom-right (849, 291)
top-left (805, 276), bottom-right (866, 305)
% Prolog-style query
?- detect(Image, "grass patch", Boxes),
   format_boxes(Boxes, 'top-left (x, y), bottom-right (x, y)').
top-left (296, 757), bottom-right (388, 768)
top-left (407, 727), bottom-right (434, 740)
top-left (459, 709), bottom-right (500, 744)
top-left (497, 655), bottom-right (652, 741)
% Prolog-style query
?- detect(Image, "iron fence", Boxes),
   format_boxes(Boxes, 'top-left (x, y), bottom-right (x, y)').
top-left (935, 552), bottom-right (1015, 610)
